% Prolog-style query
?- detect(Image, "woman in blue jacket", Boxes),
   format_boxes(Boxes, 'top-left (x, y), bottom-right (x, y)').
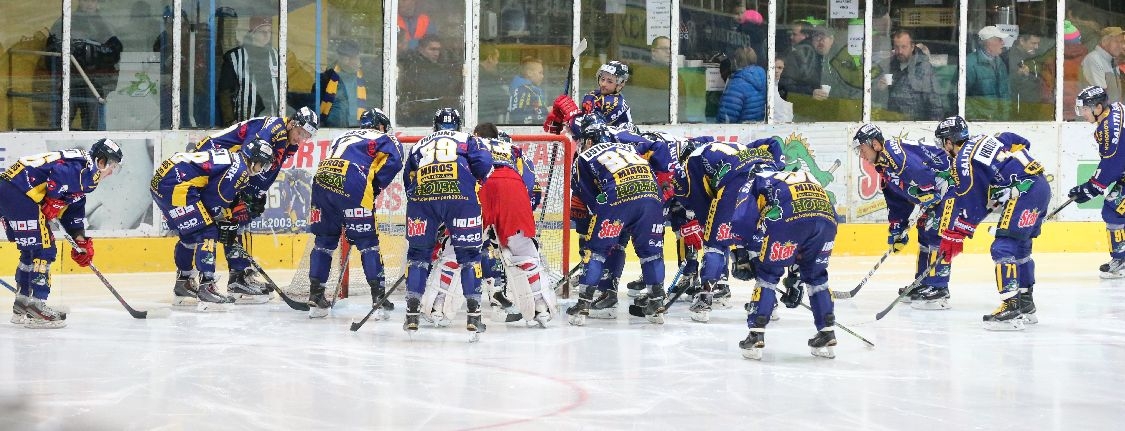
top-left (718, 47), bottom-right (767, 123)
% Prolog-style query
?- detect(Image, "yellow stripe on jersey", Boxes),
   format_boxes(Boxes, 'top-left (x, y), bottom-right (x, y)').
top-left (172, 176), bottom-right (209, 207)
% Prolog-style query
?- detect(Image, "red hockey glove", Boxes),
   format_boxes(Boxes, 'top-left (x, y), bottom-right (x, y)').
top-left (543, 111), bottom-right (565, 134)
top-left (679, 220), bottom-right (704, 250)
top-left (938, 228), bottom-right (967, 263)
top-left (228, 202), bottom-right (251, 224)
top-left (40, 197), bottom-right (68, 221)
top-left (551, 95), bottom-right (580, 124)
top-left (656, 171), bottom-right (675, 202)
top-left (70, 237), bottom-right (94, 267)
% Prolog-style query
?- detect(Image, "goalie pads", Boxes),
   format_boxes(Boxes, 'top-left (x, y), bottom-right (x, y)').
top-left (503, 253), bottom-right (559, 323)
top-left (420, 253), bottom-right (464, 325)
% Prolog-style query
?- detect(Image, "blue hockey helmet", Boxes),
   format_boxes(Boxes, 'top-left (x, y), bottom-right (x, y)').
top-left (1076, 86), bottom-right (1109, 116)
top-left (852, 123), bottom-right (884, 151)
top-left (90, 138), bottom-right (123, 164)
top-left (242, 138), bottom-right (275, 174)
top-left (433, 107), bottom-right (462, 132)
top-left (359, 108), bottom-right (391, 131)
top-left (291, 106), bottom-right (319, 137)
top-left (934, 116), bottom-right (969, 143)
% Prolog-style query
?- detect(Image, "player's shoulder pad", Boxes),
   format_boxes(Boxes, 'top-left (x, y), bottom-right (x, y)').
top-left (993, 132), bottom-right (1031, 150)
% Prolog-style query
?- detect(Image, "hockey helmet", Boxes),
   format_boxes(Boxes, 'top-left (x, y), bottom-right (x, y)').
top-left (90, 138), bottom-right (123, 164)
top-left (934, 116), bottom-right (969, 143)
top-left (292, 106), bottom-right (319, 137)
top-left (433, 107), bottom-right (462, 132)
top-left (497, 130), bottom-right (512, 143)
top-left (242, 139), bottom-right (275, 174)
top-left (596, 60), bottom-right (630, 85)
top-left (359, 108), bottom-right (391, 131)
top-left (852, 123), bottom-right (884, 151)
top-left (576, 114), bottom-right (611, 144)
top-left (1076, 86), bottom-right (1109, 116)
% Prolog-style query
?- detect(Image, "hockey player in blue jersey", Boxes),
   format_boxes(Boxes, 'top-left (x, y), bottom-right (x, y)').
top-left (566, 117), bottom-right (666, 325)
top-left (1070, 86), bottom-right (1125, 278)
top-left (151, 140), bottom-right (275, 311)
top-left (730, 168), bottom-right (839, 359)
top-left (192, 107), bottom-right (319, 302)
top-left (306, 108), bottom-right (403, 318)
top-left (935, 116), bottom-right (1050, 330)
top-left (852, 124), bottom-right (954, 309)
top-left (402, 108), bottom-right (494, 339)
top-left (673, 136), bottom-right (785, 322)
top-left (0, 139), bottom-right (122, 328)
top-left (543, 60), bottom-right (634, 134)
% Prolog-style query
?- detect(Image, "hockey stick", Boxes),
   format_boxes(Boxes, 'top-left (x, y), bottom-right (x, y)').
top-left (627, 261), bottom-right (687, 318)
top-left (231, 243), bottom-right (310, 311)
top-left (874, 254), bottom-right (943, 320)
top-left (349, 274), bottom-right (406, 332)
top-left (0, 278), bottom-right (17, 293)
top-left (834, 208), bottom-right (926, 300)
top-left (986, 196), bottom-right (1075, 235)
top-left (50, 221), bottom-right (170, 319)
top-left (553, 262), bottom-right (583, 296)
top-left (562, 38), bottom-right (589, 96)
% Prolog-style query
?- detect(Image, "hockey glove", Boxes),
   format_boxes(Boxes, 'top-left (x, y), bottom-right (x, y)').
top-left (543, 111), bottom-right (566, 134)
top-left (228, 201), bottom-right (251, 224)
top-left (731, 248), bottom-right (758, 281)
top-left (217, 222), bottom-right (240, 246)
top-left (551, 94), bottom-right (580, 124)
top-left (679, 220), bottom-right (704, 251)
top-left (888, 220), bottom-right (909, 253)
top-left (780, 269), bottom-right (803, 309)
top-left (70, 237), bottom-right (94, 267)
top-left (1068, 180), bottom-right (1104, 204)
top-left (40, 197), bottom-right (68, 221)
top-left (242, 192), bottom-right (267, 218)
top-left (938, 228), bottom-right (969, 263)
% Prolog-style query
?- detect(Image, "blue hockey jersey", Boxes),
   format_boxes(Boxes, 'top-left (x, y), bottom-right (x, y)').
top-left (732, 169), bottom-right (838, 242)
top-left (151, 149), bottom-right (253, 216)
top-left (314, 129), bottom-right (404, 209)
top-left (874, 137), bottom-right (951, 228)
top-left (1088, 102), bottom-right (1125, 190)
top-left (943, 133), bottom-right (1045, 233)
top-left (581, 91), bottom-right (633, 130)
top-left (403, 130), bottom-right (494, 202)
top-left (572, 142), bottom-right (660, 211)
top-left (674, 138), bottom-right (785, 217)
top-left (194, 116), bottom-right (296, 197)
top-left (0, 149), bottom-right (103, 233)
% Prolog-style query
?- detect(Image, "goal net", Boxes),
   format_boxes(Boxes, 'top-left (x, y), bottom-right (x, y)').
top-left (284, 133), bottom-right (573, 301)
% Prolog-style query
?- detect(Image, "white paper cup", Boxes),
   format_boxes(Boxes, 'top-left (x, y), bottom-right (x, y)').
top-left (882, 74), bottom-right (894, 85)
top-left (820, 84), bottom-right (832, 94)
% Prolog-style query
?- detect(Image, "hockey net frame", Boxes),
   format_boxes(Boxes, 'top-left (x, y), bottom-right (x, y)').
top-left (315, 133), bottom-right (574, 299)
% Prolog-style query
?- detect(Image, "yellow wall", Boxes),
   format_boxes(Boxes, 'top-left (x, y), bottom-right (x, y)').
top-left (0, 222), bottom-right (1108, 274)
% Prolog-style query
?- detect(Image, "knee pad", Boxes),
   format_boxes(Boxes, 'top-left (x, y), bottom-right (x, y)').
top-left (990, 236), bottom-right (1021, 263)
top-left (504, 232), bottom-right (538, 261)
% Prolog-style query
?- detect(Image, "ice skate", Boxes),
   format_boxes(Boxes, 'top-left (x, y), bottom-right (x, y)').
top-left (588, 289), bottom-right (618, 319)
top-left (490, 291), bottom-right (523, 323)
top-left (530, 298), bottom-right (552, 328)
top-left (172, 272), bottom-right (199, 307)
top-left (227, 270), bottom-right (271, 305)
top-left (982, 297), bottom-right (1025, 331)
top-left (897, 284), bottom-right (924, 303)
top-left (712, 282), bottom-right (732, 309)
top-left (466, 298), bottom-right (486, 342)
top-left (307, 280), bottom-right (331, 319)
top-left (369, 285), bottom-right (394, 319)
top-left (404, 297), bottom-right (421, 333)
top-left (1099, 258), bottom-right (1125, 279)
top-left (1018, 289), bottom-right (1037, 325)
top-left (11, 295), bottom-right (29, 325)
top-left (566, 291), bottom-right (592, 326)
top-left (195, 278), bottom-right (234, 312)
top-left (689, 292), bottom-right (712, 323)
top-left (909, 286), bottom-right (951, 310)
top-left (739, 330), bottom-right (765, 360)
top-left (808, 330), bottom-right (837, 359)
top-left (643, 284), bottom-right (666, 324)
top-left (625, 279), bottom-right (646, 298)
top-left (23, 297), bottom-right (66, 329)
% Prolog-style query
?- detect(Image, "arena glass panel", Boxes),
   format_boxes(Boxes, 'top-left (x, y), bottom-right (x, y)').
top-left (1063, 1), bottom-right (1125, 121)
top-left (395, 0), bottom-right (467, 128)
top-left (776, 0), bottom-right (867, 122)
top-left (476, 0), bottom-right (572, 127)
top-left (1, 1), bottom-right (63, 131)
top-left (678, 1), bottom-right (772, 124)
top-left (964, 0), bottom-right (1056, 122)
top-left (287, 1), bottom-right (384, 128)
top-left (869, 0), bottom-right (959, 122)
top-left (578, 0), bottom-right (672, 126)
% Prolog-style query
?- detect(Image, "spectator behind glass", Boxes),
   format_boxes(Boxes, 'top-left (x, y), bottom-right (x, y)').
top-left (398, 35), bottom-right (456, 125)
top-left (736, 9), bottom-right (767, 68)
top-left (1044, 21), bottom-right (1088, 121)
top-left (398, 0), bottom-right (432, 51)
top-left (650, 36), bottom-right (671, 65)
top-left (779, 23), bottom-right (824, 97)
top-left (508, 56), bottom-right (547, 124)
top-left (48, 0), bottom-right (122, 130)
top-left (154, 7), bottom-right (191, 128)
top-left (318, 40), bottom-right (366, 128)
top-left (771, 58), bottom-right (793, 122)
top-left (877, 30), bottom-right (944, 120)
top-left (819, 26), bottom-right (864, 102)
top-left (1007, 32), bottom-right (1047, 112)
top-left (966, 26), bottom-right (1012, 119)
top-left (218, 16), bottom-right (279, 124)
top-left (1080, 26), bottom-right (1124, 95)
top-left (717, 46), bottom-right (766, 123)
top-left (479, 46), bottom-right (508, 123)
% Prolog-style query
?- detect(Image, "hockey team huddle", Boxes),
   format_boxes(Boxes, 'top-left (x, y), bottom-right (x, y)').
top-left (3, 58), bottom-right (1125, 359)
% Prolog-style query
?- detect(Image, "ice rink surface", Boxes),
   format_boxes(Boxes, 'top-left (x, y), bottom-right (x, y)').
top-left (2, 252), bottom-right (1124, 430)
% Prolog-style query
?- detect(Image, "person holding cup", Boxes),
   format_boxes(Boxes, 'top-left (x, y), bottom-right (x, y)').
top-left (878, 29), bottom-right (944, 120)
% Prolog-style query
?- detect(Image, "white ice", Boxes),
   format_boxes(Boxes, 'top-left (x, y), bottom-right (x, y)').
top-left (2, 252), bottom-right (1124, 430)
